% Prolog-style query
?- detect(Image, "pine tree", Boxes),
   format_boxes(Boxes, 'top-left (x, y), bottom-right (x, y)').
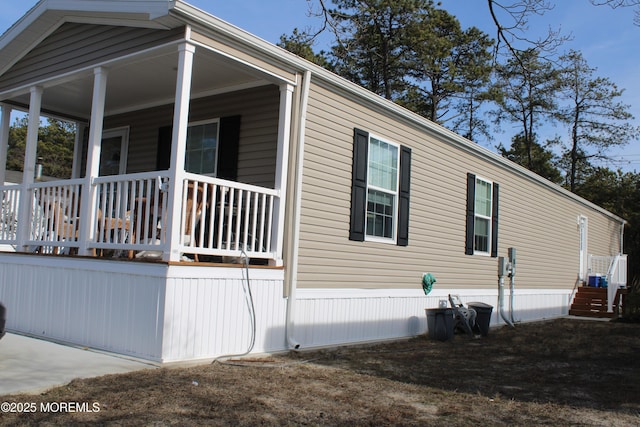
top-left (490, 48), bottom-right (560, 171)
top-left (556, 50), bottom-right (640, 192)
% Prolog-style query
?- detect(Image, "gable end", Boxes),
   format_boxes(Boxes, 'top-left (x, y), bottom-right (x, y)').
top-left (0, 22), bottom-right (185, 93)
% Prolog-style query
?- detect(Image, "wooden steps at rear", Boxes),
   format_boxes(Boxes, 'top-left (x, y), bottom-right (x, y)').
top-left (569, 286), bottom-right (627, 318)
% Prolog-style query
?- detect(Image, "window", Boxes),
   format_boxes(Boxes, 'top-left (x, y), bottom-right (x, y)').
top-left (465, 173), bottom-right (499, 257)
top-left (185, 120), bottom-right (219, 176)
top-left (366, 137), bottom-right (399, 240)
top-left (474, 178), bottom-right (492, 253)
top-left (156, 116), bottom-right (241, 180)
top-left (350, 129), bottom-right (411, 246)
top-left (99, 128), bottom-right (129, 176)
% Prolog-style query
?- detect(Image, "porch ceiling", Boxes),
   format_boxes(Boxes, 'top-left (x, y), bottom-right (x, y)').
top-left (4, 45), bottom-right (270, 121)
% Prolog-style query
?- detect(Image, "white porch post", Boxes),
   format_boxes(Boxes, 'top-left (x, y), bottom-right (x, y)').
top-left (0, 104), bottom-right (12, 185)
top-left (164, 42), bottom-right (195, 262)
top-left (78, 67), bottom-right (108, 255)
top-left (271, 83), bottom-right (294, 266)
top-left (17, 86), bottom-right (43, 250)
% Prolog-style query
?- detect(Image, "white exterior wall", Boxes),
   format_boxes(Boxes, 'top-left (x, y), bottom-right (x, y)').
top-left (161, 266), bottom-right (286, 363)
top-left (0, 254), bottom-right (286, 362)
top-left (291, 287), bottom-right (570, 349)
top-left (0, 257), bottom-right (571, 361)
top-left (0, 255), bottom-right (165, 360)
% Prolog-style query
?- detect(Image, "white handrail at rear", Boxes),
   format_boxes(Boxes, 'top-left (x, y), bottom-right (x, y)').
top-left (588, 254), bottom-right (628, 312)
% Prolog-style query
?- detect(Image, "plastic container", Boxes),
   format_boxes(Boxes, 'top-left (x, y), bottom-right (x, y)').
top-left (0, 302), bottom-right (6, 340)
top-left (588, 275), bottom-right (603, 287)
top-left (425, 308), bottom-right (454, 341)
top-left (467, 302), bottom-right (493, 336)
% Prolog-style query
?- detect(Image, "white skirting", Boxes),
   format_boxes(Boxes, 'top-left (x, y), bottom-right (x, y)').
top-left (0, 254), bottom-right (572, 362)
top-left (290, 288), bottom-right (571, 349)
top-left (0, 255), bottom-right (286, 363)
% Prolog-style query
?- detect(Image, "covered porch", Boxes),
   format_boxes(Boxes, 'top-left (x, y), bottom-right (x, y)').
top-left (0, 20), bottom-right (299, 265)
top-left (0, 6), bottom-right (304, 361)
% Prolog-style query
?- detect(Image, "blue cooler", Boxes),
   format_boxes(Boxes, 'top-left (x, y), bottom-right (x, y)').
top-left (588, 275), bottom-right (603, 287)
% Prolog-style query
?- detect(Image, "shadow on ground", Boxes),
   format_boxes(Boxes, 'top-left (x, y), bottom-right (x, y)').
top-left (298, 318), bottom-right (640, 411)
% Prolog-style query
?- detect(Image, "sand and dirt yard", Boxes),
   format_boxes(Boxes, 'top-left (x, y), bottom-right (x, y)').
top-left (1, 317), bottom-right (638, 426)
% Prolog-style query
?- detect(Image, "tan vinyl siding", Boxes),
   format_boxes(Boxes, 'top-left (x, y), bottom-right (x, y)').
top-left (296, 81), bottom-right (623, 291)
top-left (588, 214), bottom-right (624, 256)
top-left (0, 23), bottom-right (185, 92)
top-left (102, 85), bottom-right (279, 187)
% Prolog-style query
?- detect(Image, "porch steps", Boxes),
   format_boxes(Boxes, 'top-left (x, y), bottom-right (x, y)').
top-left (569, 286), bottom-right (627, 318)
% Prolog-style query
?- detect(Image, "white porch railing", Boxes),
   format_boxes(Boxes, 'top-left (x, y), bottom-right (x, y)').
top-left (0, 172), bottom-right (279, 261)
top-left (180, 172), bottom-right (278, 260)
top-left (588, 254), bottom-right (628, 312)
top-left (0, 184), bottom-right (20, 242)
top-left (30, 179), bottom-right (83, 253)
top-left (93, 172), bottom-right (170, 255)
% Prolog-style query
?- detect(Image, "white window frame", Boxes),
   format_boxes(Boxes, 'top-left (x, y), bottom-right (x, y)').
top-left (100, 127), bottom-right (129, 176)
top-left (365, 134), bottom-right (400, 244)
top-left (473, 176), bottom-right (493, 256)
top-left (185, 118), bottom-right (220, 177)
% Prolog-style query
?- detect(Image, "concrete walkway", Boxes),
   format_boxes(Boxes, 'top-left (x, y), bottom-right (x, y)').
top-left (0, 333), bottom-right (155, 396)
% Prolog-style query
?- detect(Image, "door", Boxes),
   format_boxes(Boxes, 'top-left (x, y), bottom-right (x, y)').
top-left (578, 215), bottom-right (588, 282)
top-left (99, 128), bottom-right (129, 176)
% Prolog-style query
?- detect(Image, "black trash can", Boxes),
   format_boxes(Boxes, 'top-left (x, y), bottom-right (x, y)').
top-left (0, 302), bottom-right (6, 340)
top-left (425, 308), bottom-right (454, 341)
top-left (467, 302), bottom-right (493, 336)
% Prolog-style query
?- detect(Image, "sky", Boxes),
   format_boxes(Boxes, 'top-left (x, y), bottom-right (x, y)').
top-left (1, 0), bottom-right (639, 172)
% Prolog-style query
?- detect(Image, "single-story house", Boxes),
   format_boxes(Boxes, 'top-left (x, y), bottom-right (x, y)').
top-left (0, 0), bottom-right (627, 363)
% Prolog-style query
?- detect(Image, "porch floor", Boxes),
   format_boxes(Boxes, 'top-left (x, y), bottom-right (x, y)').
top-left (1, 250), bottom-right (277, 268)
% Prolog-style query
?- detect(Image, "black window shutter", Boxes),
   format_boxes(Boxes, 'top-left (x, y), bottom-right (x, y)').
top-left (397, 145), bottom-right (411, 246)
top-left (349, 128), bottom-right (369, 241)
top-left (491, 182), bottom-right (499, 258)
top-left (465, 173), bottom-right (476, 255)
top-left (156, 125), bottom-right (172, 170)
top-left (217, 115), bottom-right (241, 181)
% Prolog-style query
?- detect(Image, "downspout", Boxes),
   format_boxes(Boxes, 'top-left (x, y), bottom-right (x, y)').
top-left (285, 70), bottom-right (311, 350)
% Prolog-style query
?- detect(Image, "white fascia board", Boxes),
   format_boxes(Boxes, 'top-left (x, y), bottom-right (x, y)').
top-left (45, 0), bottom-right (173, 20)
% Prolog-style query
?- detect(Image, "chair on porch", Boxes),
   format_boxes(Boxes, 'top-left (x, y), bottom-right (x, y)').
top-left (127, 181), bottom-right (206, 261)
top-left (181, 181), bottom-right (206, 262)
top-left (94, 207), bottom-right (131, 258)
top-left (36, 197), bottom-right (80, 255)
top-left (128, 196), bottom-right (163, 260)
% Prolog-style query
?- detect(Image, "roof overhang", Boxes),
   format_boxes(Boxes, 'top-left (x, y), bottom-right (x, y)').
top-left (0, 1), bottom-right (183, 77)
top-left (0, 0), bottom-right (300, 120)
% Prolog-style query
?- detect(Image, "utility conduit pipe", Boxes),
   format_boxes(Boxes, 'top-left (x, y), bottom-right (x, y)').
top-left (508, 247), bottom-right (516, 324)
top-left (498, 256), bottom-right (514, 328)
